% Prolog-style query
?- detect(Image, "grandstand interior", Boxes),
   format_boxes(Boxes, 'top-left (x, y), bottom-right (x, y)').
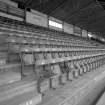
top-left (0, 0), bottom-right (105, 105)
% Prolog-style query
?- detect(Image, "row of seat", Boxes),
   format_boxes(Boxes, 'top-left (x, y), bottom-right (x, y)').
top-left (0, 54), bottom-right (105, 105)
top-left (0, 30), bottom-right (103, 55)
top-left (0, 16), bottom-right (105, 105)
top-left (0, 16), bottom-right (104, 83)
top-left (0, 27), bottom-right (95, 48)
top-left (0, 16), bottom-right (103, 47)
top-left (0, 16), bottom-right (101, 47)
top-left (35, 54), bottom-right (105, 95)
top-left (0, 52), bottom-right (105, 103)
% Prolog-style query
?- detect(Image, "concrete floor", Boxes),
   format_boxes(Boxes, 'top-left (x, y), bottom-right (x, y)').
top-left (1, 65), bottom-right (105, 105)
top-left (95, 89), bottom-right (105, 105)
top-left (76, 74), bottom-right (105, 105)
top-left (39, 65), bottom-right (105, 105)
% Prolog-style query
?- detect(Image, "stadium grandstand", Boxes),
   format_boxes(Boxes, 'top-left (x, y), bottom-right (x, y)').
top-left (0, 0), bottom-right (105, 105)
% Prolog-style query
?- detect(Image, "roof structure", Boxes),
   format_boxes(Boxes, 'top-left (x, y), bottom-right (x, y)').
top-left (12, 0), bottom-right (105, 37)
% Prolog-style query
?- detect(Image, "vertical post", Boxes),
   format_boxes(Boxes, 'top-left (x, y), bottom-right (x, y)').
top-left (24, 7), bottom-right (27, 23)
top-left (19, 52), bottom-right (24, 80)
top-left (73, 24), bottom-right (75, 35)
top-left (33, 51), bottom-right (36, 74)
top-left (62, 21), bottom-right (64, 32)
top-left (81, 28), bottom-right (83, 37)
top-left (7, 34), bottom-right (10, 63)
top-left (47, 15), bottom-right (49, 29)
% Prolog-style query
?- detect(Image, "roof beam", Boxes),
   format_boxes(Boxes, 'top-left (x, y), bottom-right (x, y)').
top-left (24, 0), bottom-right (33, 7)
top-left (63, 1), bottom-right (95, 21)
top-left (74, 13), bottom-right (105, 26)
top-left (48, 0), bottom-right (68, 15)
top-left (67, 6), bottom-right (104, 24)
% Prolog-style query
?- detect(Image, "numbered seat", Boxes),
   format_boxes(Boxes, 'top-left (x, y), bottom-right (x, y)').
top-left (87, 61), bottom-right (92, 72)
top-left (70, 61), bottom-right (78, 79)
top-left (58, 52), bottom-right (63, 58)
top-left (51, 52), bottom-right (59, 59)
top-left (76, 61), bottom-right (83, 76)
top-left (73, 64), bottom-right (79, 78)
top-left (59, 62), bottom-right (68, 85)
top-left (66, 61), bottom-right (73, 81)
top-left (49, 64), bottom-right (61, 89)
top-left (37, 65), bottom-right (54, 95)
top-left (82, 59), bottom-right (89, 73)
top-left (34, 52), bottom-right (44, 61)
top-left (20, 53), bottom-right (35, 76)
top-left (45, 52), bottom-right (52, 60)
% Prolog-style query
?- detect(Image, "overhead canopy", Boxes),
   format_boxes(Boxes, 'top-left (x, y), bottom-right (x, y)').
top-left (12, 0), bottom-right (105, 37)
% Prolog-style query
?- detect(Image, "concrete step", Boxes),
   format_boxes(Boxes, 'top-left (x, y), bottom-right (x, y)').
top-left (95, 89), bottom-right (105, 105)
top-left (38, 65), bottom-right (105, 105)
